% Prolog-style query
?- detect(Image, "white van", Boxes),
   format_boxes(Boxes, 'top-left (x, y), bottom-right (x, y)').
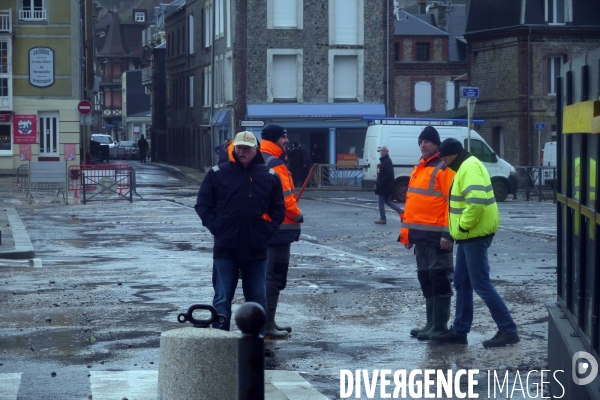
top-left (541, 141), bottom-right (557, 187)
top-left (362, 120), bottom-right (518, 202)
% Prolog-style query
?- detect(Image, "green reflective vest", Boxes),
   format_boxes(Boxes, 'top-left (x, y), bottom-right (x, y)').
top-left (448, 156), bottom-right (499, 240)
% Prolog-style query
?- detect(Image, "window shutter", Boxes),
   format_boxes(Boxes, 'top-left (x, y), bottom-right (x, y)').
top-left (274, 0), bottom-right (297, 28)
top-left (273, 55), bottom-right (296, 99)
top-left (334, 56), bottom-right (357, 99)
top-left (414, 81), bottom-right (432, 111)
top-left (334, 0), bottom-right (358, 44)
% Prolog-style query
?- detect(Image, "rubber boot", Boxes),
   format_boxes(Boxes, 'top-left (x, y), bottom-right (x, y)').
top-left (275, 322), bottom-right (292, 333)
top-left (265, 294), bottom-right (289, 340)
top-left (417, 296), bottom-right (451, 340)
top-left (410, 297), bottom-right (434, 337)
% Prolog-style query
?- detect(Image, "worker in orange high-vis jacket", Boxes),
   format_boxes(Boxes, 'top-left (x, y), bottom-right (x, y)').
top-left (260, 125), bottom-right (304, 340)
top-left (399, 126), bottom-right (455, 341)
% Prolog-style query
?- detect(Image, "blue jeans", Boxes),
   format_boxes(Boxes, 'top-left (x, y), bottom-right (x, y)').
top-left (378, 195), bottom-right (401, 220)
top-left (212, 258), bottom-right (267, 331)
top-left (451, 236), bottom-right (517, 337)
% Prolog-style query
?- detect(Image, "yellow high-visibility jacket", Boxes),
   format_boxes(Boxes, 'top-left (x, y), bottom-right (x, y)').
top-left (448, 155), bottom-right (499, 241)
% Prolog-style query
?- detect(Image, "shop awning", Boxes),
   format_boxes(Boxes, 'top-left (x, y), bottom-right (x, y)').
top-left (246, 103), bottom-right (385, 119)
top-left (210, 110), bottom-right (231, 126)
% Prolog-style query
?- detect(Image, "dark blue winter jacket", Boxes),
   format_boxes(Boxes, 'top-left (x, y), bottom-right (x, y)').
top-left (195, 151), bottom-right (285, 260)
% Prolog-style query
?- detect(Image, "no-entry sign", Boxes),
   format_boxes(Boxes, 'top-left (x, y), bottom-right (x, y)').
top-left (77, 100), bottom-right (92, 115)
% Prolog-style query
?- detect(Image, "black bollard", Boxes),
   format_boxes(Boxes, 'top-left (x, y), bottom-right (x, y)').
top-left (235, 302), bottom-right (266, 400)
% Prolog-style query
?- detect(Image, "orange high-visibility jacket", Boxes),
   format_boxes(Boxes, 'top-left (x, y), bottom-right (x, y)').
top-left (260, 140), bottom-right (303, 244)
top-left (399, 153), bottom-right (454, 247)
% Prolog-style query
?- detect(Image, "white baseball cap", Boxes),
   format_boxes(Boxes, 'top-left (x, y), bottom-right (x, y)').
top-left (234, 131), bottom-right (258, 147)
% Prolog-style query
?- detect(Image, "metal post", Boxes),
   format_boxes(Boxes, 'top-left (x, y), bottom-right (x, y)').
top-left (235, 302), bottom-right (266, 400)
top-left (466, 98), bottom-right (476, 152)
top-left (82, 172), bottom-right (87, 204)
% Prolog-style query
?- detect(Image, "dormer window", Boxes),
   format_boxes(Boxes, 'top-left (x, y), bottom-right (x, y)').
top-left (20, 0), bottom-right (46, 21)
top-left (135, 11), bottom-right (145, 23)
top-left (547, 0), bottom-right (566, 24)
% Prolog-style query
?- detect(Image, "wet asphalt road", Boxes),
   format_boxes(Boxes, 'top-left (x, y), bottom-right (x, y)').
top-left (0, 161), bottom-right (558, 399)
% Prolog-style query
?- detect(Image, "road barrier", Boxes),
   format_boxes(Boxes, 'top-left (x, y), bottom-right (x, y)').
top-left (23, 161), bottom-right (67, 204)
top-left (308, 164), bottom-right (366, 190)
top-left (513, 166), bottom-right (557, 202)
top-left (68, 164), bottom-right (138, 203)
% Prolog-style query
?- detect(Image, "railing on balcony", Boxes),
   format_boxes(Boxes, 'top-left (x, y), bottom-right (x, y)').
top-left (19, 9), bottom-right (46, 21)
top-left (0, 9), bottom-right (12, 32)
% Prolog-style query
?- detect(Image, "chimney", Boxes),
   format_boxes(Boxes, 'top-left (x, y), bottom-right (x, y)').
top-left (428, 2), bottom-right (448, 31)
top-left (419, 0), bottom-right (427, 14)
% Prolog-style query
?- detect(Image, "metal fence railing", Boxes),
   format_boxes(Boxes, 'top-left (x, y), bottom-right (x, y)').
top-left (513, 166), bottom-right (557, 202)
top-left (307, 164), bottom-right (366, 189)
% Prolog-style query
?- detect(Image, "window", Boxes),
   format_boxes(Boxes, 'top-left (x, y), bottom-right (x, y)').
top-left (467, 139), bottom-right (496, 163)
top-left (268, 0), bottom-right (303, 29)
top-left (0, 125), bottom-right (10, 151)
top-left (548, 55), bottom-right (563, 95)
top-left (415, 43), bottom-right (430, 61)
top-left (0, 78), bottom-right (7, 96)
top-left (329, 0), bottom-right (363, 45)
top-left (215, 0), bottom-right (224, 37)
top-left (189, 76), bottom-right (194, 108)
top-left (393, 42), bottom-right (400, 62)
top-left (414, 81), bottom-right (432, 111)
top-left (204, 1), bottom-right (213, 48)
top-left (204, 66), bottom-right (212, 106)
top-left (225, 52), bottom-right (233, 102)
top-left (268, 49), bottom-right (303, 102)
top-left (214, 56), bottom-right (225, 106)
top-left (20, 0), bottom-right (46, 21)
top-left (189, 15), bottom-right (194, 54)
top-left (547, 0), bottom-right (565, 24)
top-left (134, 12), bottom-right (145, 23)
top-left (328, 49), bottom-right (364, 102)
top-left (0, 41), bottom-right (8, 74)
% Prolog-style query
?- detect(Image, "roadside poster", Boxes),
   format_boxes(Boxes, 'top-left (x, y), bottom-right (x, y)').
top-left (13, 114), bottom-right (37, 144)
top-left (337, 154), bottom-right (358, 165)
top-left (64, 144), bottom-right (76, 161)
top-left (19, 144), bottom-right (32, 161)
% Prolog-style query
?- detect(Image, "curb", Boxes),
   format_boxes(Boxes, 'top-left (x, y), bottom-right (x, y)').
top-left (0, 206), bottom-right (34, 259)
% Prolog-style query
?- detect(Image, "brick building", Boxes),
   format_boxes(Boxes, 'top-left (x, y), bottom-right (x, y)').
top-left (464, 0), bottom-right (600, 166)
top-left (162, 0), bottom-right (387, 170)
top-left (391, 3), bottom-right (468, 118)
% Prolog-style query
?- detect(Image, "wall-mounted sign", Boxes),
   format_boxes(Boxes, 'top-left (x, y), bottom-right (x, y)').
top-left (64, 144), bottom-right (76, 161)
top-left (13, 114), bottom-right (37, 144)
top-left (29, 47), bottom-right (55, 88)
top-left (19, 144), bottom-right (32, 161)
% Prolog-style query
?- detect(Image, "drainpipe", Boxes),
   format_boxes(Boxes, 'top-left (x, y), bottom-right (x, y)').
top-left (210, 0), bottom-right (216, 165)
top-left (386, 0), bottom-right (390, 116)
top-left (527, 26), bottom-right (531, 166)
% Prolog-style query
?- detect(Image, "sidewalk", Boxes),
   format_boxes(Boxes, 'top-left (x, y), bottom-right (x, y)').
top-left (0, 204), bottom-right (34, 259)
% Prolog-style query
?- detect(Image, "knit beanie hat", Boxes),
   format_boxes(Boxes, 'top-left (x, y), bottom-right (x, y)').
top-left (438, 138), bottom-right (464, 157)
top-left (418, 126), bottom-right (441, 146)
top-left (261, 125), bottom-right (286, 143)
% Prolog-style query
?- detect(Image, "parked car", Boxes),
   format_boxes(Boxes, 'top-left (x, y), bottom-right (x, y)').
top-left (115, 141), bottom-right (139, 160)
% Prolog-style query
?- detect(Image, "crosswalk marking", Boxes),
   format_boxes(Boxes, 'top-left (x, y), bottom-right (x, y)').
top-left (0, 373), bottom-right (21, 400)
top-left (1, 370), bottom-right (326, 399)
top-left (90, 370), bottom-right (158, 400)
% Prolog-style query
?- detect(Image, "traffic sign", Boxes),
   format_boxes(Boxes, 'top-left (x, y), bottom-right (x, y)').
top-left (461, 87), bottom-right (480, 98)
top-left (78, 100), bottom-right (92, 115)
top-left (240, 120), bottom-right (265, 127)
top-left (535, 122), bottom-right (546, 130)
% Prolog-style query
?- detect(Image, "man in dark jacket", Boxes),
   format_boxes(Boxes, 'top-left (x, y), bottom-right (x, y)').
top-left (195, 131), bottom-right (285, 331)
top-left (137, 134), bottom-right (149, 163)
top-left (374, 146), bottom-right (402, 224)
top-left (214, 139), bottom-right (230, 164)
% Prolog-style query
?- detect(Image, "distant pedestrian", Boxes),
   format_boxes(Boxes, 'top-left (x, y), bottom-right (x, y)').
top-left (431, 138), bottom-right (520, 348)
top-left (288, 142), bottom-right (311, 187)
top-left (310, 143), bottom-right (324, 164)
top-left (400, 126), bottom-right (455, 341)
top-left (214, 139), bottom-right (230, 164)
top-left (195, 131), bottom-right (285, 332)
top-left (137, 134), bottom-right (149, 163)
top-left (374, 146), bottom-right (402, 224)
